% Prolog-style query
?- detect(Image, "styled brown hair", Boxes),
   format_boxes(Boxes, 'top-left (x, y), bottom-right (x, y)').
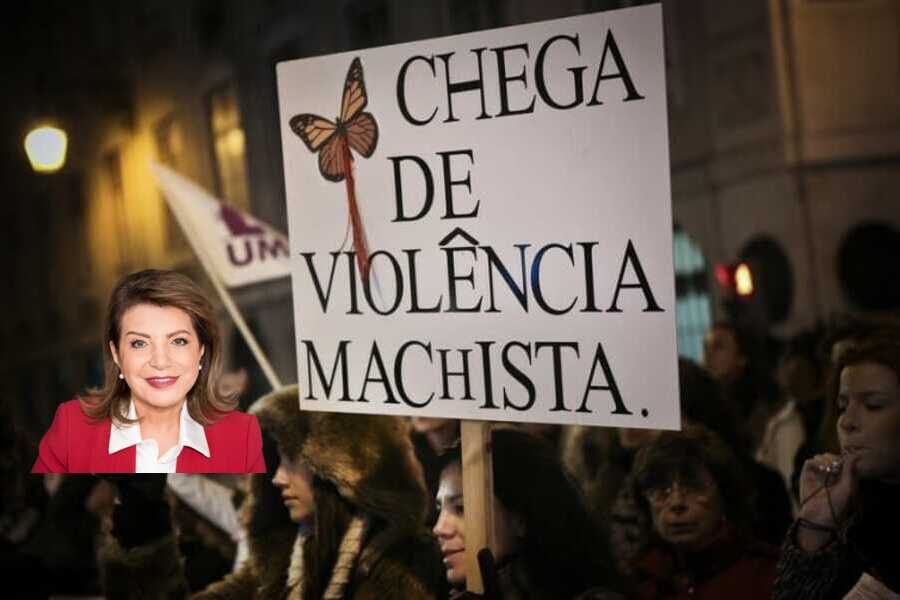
top-left (817, 335), bottom-right (900, 453)
top-left (81, 269), bottom-right (236, 425)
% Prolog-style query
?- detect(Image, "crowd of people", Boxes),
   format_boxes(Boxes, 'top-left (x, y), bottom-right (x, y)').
top-left (3, 270), bottom-right (900, 598)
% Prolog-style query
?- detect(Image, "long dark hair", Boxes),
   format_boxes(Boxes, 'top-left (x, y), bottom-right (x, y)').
top-left (491, 427), bottom-right (617, 597)
top-left (302, 477), bottom-right (355, 600)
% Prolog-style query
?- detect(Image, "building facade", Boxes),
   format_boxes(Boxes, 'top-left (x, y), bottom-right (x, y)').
top-left (3, 0), bottom-right (899, 435)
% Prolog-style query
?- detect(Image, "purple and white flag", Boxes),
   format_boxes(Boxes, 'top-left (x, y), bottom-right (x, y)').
top-left (152, 162), bottom-right (290, 288)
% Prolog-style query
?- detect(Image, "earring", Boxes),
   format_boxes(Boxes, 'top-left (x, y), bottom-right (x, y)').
top-left (118, 372), bottom-right (124, 380)
top-left (198, 364), bottom-right (203, 371)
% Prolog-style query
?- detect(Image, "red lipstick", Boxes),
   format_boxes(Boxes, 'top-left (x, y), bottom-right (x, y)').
top-left (146, 377), bottom-right (178, 389)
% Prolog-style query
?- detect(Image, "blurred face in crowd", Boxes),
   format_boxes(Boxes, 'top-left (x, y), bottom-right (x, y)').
top-left (837, 362), bottom-right (900, 482)
top-left (777, 354), bottom-right (820, 406)
top-left (110, 303), bottom-right (204, 415)
top-left (702, 327), bottom-right (746, 382)
top-left (644, 467), bottom-right (724, 551)
top-left (617, 428), bottom-right (661, 451)
top-left (272, 451), bottom-right (316, 526)
top-left (432, 462), bottom-right (521, 587)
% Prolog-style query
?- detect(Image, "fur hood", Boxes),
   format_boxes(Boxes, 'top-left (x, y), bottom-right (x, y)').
top-left (238, 385), bottom-right (434, 591)
top-left (101, 385), bottom-right (443, 600)
top-left (200, 385), bottom-right (441, 599)
top-left (250, 385), bottom-right (429, 529)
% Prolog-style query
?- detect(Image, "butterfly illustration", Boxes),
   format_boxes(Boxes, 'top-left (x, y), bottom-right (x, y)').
top-left (289, 57), bottom-right (379, 182)
top-left (289, 57), bottom-right (379, 284)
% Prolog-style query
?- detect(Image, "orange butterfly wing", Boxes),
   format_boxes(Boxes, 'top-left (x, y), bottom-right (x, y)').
top-left (289, 114), bottom-right (337, 152)
top-left (340, 57), bottom-right (369, 123)
top-left (317, 134), bottom-right (349, 183)
top-left (341, 58), bottom-right (378, 158)
top-left (345, 112), bottom-right (378, 158)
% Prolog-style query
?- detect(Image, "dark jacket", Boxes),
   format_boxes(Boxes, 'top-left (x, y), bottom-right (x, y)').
top-left (631, 525), bottom-right (778, 600)
top-left (773, 481), bottom-right (900, 599)
top-left (100, 385), bottom-right (444, 599)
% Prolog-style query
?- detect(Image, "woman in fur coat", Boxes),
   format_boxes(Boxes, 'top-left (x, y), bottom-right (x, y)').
top-left (100, 385), bottom-right (446, 599)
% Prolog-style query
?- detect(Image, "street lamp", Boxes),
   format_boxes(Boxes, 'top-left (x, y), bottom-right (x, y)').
top-left (24, 125), bottom-right (68, 173)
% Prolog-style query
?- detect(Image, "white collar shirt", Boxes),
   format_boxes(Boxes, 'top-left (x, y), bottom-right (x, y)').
top-left (108, 400), bottom-right (210, 473)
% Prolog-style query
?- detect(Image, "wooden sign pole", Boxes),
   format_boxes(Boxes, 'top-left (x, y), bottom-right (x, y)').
top-left (461, 420), bottom-right (494, 595)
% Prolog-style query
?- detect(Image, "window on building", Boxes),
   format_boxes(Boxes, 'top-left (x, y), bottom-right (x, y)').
top-left (208, 82), bottom-right (251, 211)
top-left (154, 113), bottom-right (190, 253)
top-left (673, 227), bottom-right (712, 362)
top-left (102, 149), bottom-right (131, 272)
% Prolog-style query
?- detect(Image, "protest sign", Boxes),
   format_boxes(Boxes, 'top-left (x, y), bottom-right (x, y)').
top-left (278, 4), bottom-right (678, 430)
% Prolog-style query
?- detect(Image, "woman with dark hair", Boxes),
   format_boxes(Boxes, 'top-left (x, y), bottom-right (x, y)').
top-left (774, 338), bottom-right (900, 598)
top-left (629, 425), bottom-right (778, 599)
top-left (32, 269), bottom-right (264, 473)
top-left (100, 385), bottom-right (445, 599)
top-left (432, 427), bottom-right (622, 599)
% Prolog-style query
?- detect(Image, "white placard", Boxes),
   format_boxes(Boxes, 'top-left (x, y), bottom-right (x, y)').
top-left (278, 4), bottom-right (679, 429)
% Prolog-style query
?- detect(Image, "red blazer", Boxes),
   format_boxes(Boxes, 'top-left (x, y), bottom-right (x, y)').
top-left (31, 399), bottom-right (267, 474)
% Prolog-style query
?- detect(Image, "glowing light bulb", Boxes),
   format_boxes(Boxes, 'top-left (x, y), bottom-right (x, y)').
top-left (735, 263), bottom-right (754, 296)
top-left (25, 126), bottom-right (68, 173)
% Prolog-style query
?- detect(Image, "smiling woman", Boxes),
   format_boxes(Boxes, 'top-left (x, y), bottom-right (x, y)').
top-left (31, 269), bottom-right (266, 474)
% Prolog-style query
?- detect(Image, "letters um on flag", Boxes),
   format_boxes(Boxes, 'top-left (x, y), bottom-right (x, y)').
top-left (152, 162), bottom-right (291, 289)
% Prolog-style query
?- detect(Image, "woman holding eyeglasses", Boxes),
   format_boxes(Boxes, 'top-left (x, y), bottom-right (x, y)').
top-left (627, 424), bottom-right (778, 600)
top-left (774, 338), bottom-right (900, 598)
